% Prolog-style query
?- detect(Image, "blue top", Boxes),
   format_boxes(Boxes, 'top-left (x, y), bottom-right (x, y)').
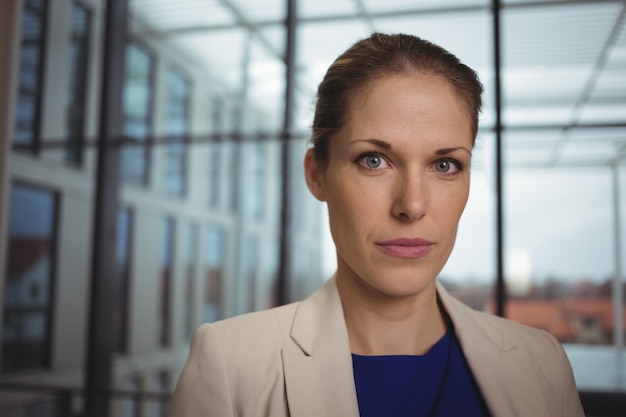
top-left (352, 329), bottom-right (491, 417)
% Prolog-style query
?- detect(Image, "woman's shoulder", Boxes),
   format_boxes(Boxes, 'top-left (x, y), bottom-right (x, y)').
top-left (194, 302), bottom-right (301, 351)
top-left (175, 304), bottom-right (301, 416)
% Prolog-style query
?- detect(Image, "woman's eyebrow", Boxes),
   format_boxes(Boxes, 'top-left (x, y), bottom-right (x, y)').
top-left (347, 140), bottom-right (472, 156)
top-left (436, 147), bottom-right (472, 156)
top-left (347, 138), bottom-right (392, 149)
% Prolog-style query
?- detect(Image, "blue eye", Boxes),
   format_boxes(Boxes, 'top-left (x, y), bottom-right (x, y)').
top-left (364, 155), bottom-right (383, 168)
top-left (434, 159), bottom-right (461, 174)
top-left (354, 152), bottom-right (389, 170)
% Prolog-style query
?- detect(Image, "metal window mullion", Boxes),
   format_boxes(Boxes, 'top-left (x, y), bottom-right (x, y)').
top-left (493, 0), bottom-right (506, 317)
top-left (85, 0), bottom-right (128, 416)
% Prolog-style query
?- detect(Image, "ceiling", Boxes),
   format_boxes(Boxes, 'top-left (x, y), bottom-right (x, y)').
top-left (128, 0), bottom-right (626, 168)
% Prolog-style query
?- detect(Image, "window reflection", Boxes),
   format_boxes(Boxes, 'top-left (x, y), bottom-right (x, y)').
top-left (204, 226), bottom-right (225, 323)
top-left (244, 236), bottom-right (259, 312)
top-left (224, 140), bottom-right (238, 211)
top-left (114, 207), bottom-right (133, 353)
top-left (2, 184), bottom-right (57, 373)
top-left (183, 223), bottom-right (198, 340)
top-left (122, 41), bottom-right (155, 186)
top-left (164, 68), bottom-right (191, 197)
top-left (14, 0), bottom-right (47, 150)
top-left (243, 139), bottom-right (265, 220)
top-left (160, 218), bottom-right (175, 346)
top-left (207, 97), bottom-right (223, 208)
top-left (65, 3), bottom-right (90, 165)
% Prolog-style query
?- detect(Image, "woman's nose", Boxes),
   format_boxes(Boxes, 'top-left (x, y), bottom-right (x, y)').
top-left (391, 172), bottom-right (428, 222)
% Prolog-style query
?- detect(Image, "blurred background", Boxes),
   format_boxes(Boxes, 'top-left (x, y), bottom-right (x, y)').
top-left (0, 0), bottom-right (624, 416)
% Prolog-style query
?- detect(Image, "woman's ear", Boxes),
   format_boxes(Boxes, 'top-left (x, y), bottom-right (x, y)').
top-left (304, 148), bottom-right (327, 202)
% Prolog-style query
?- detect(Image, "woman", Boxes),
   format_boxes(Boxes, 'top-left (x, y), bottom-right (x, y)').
top-left (168, 33), bottom-right (584, 417)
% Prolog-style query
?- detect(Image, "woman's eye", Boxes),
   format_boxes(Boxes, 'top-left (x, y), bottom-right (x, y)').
top-left (434, 159), bottom-right (461, 174)
top-left (357, 153), bottom-right (388, 169)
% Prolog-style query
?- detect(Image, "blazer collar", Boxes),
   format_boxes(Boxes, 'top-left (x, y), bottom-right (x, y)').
top-left (290, 275), bottom-right (349, 355)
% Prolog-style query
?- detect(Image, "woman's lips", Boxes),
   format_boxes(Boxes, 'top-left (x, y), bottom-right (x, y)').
top-left (376, 238), bottom-right (434, 259)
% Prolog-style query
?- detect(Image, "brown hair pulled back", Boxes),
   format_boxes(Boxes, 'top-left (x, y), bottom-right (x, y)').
top-left (311, 32), bottom-right (483, 168)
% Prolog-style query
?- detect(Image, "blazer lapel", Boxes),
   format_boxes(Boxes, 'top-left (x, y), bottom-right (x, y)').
top-left (282, 278), bottom-right (553, 416)
top-left (282, 277), bottom-right (360, 417)
top-left (437, 282), bottom-right (552, 417)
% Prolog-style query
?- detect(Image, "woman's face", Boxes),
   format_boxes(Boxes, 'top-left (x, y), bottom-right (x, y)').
top-left (305, 73), bottom-right (473, 301)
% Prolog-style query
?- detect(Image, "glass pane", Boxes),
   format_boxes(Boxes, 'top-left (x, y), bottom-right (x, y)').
top-left (502, 1), bottom-right (626, 394)
top-left (13, 0), bottom-right (47, 149)
top-left (243, 235), bottom-right (259, 311)
top-left (122, 42), bottom-right (155, 185)
top-left (65, 3), bottom-right (90, 165)
top-left (502, 2), bottom-right (625, 343)
top-left (2, 184), bottom-right (57, 373)
top-left (207, 97), bottom-right (223, 208)
top-left (114, 208), bottom-right (133, 353)
top-left (203, 226), bottom-right (225, 323)
top-left (160, 218), bottom-right (175, 346)
top-left (183, 223), bottom-right (198, 339)
top-left (241, 139), bottom-right (265, 220)
top-left (163, 69), bottom-right (191, 197)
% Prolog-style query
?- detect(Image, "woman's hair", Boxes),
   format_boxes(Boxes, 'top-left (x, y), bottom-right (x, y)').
top-left (311, 32), bottom-right (483, 168)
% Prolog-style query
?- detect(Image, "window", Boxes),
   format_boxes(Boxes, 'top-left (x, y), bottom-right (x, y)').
top-left (207, 97), bottom-right (223, 208)
top-left (224, 104), bottom-right (239, 211)
top-left (114, 208), bottom-right (133, 353)
top-left (13, 0), bottom-right (48, 151)
top-left (159, 218), bottom-right (175, 346)
top-left (157, 370), bottom-right (170, 417)
top-left (499, 3), bottom-right (626, 353)
top-left (121, 41), bottom-right (155, 185)
top-left (2, 184), bottom-right (57, 373)
top-left (183, 223), bottom-right (198, 340)
top-left (244, 236), bottom-right (259, 312)
top-left (224, 140), bottom-right (238, 211)
top-left (117, 375), bottom-right (143, 417)
top-left (207, 141), bottom-right (222, 208)
top-left (65, 3), bottom-right (91, 165)
top-left (203, 226), bottom-right (225, 323)
top-left (242, 138), bottom-right (265, 220)
top-left (503, 166), bottom-right (624, 346)
top-left (163, 68), bottom-right (191, 197)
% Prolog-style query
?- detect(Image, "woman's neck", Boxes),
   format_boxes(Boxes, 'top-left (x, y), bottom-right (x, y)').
top-left (337, 276), bottom-right (447, 356)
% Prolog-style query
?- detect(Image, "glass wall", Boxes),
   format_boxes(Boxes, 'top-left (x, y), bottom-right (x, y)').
top-left (499, 2), bottom-right (626, 391)
top-left (501, 4), bottom-right (625, 338)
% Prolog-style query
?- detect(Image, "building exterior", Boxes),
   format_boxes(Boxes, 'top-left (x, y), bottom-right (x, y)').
top-left (0, 0), bottom-right (326, 415)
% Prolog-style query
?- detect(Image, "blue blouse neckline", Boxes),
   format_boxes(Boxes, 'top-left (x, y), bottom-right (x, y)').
top-left (351, 329), bottom-right (491, 417)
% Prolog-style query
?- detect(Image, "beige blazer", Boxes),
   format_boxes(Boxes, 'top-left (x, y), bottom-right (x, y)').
top-left (168, 277), bottom-right (584, 417)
